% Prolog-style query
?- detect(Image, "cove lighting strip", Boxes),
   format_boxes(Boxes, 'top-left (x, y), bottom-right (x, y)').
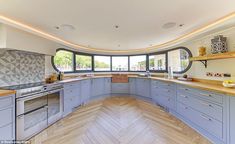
top-left (0, 12), bottom-right (235, 54)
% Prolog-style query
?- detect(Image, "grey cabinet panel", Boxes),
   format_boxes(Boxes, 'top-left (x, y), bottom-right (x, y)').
top-left (111, 83), bottom-right (129, 94)
top-left (0, 124), bottom-right (14, 140)
top-left (129, 78), bottom-right (136, 95)
top-left (91, 78), bottom-right (105, 97)
top-left (104, 78), bottom-right (111, 95)
top-left (0, 107), bottom-right (13, 128)
top-left (0, 96), bottom-right (13, 110)
top-left (81, 79), bottom-right (91, 103)
top-left (63, 82), bottom-right (80, 116)
top-left (136, 78), bottom-right (150, 98)
top-left (230, 96), bottom-right (235, 144)
top-left (0, 94), bottom-right (14, 141)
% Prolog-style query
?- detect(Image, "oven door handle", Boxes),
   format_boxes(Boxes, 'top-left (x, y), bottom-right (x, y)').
top-left (46, 88), bottom-right (63, 95)
top-left (17, 92), bottom-right (47, 101)
top-left (17, 105), bottom-right (48, 118)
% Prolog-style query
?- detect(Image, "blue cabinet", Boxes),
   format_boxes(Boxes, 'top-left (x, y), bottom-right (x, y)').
top-left (229, 96), bottom-right (235, 144)
top-left (176, 84), bottom-right (227, 144)
top-left (151, 80), bottom-right (176, 111)
top-left (63, 82), bottom-right (80, 116)
top-left (111, 83), bottom-right (129, 94)
top-left (129, 78), bottom-right (136, 95)
top-left (91, 78), bottom-right (105, 97)
top-left (104, 78), bottom-right (111, 95)
top-left (80, 79), bottom-right (91, 104)
top-left (0, 94), bottom-right (15, 141)
top-left (135, 78), bottom-right (150, 98)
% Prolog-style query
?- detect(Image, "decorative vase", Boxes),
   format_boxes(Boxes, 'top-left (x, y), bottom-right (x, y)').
top-left (211, 35), bottom-right (228, 54)
top-left (198, 46), bottom-right (206, 56)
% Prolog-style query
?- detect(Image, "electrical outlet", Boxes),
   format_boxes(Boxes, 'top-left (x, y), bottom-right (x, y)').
top-left (206, 72), bottom-right (214, 77)
top-left (214, 73), bottom-right (223, 77)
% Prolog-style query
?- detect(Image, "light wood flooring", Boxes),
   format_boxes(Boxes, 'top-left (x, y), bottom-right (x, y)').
top-left (30, 96), bottom-right (211, 144)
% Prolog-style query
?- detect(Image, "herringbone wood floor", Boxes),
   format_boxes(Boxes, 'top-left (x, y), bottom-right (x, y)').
top-left (30, 96), bottom-right (211, 144)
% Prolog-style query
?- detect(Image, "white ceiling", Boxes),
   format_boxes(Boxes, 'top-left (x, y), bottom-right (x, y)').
top-left (0, 0), bottom-right (235, 52)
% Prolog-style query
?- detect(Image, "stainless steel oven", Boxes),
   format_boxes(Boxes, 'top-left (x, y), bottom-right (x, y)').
top-left (16, 84), bottom-right (63, 140)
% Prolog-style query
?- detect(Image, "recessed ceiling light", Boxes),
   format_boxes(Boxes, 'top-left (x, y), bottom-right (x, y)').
top-left (162, 22), bottom-right (176, 29)
top-left (115, 25), bottom-right (119, 29)
top-left (179, 24), bottom-right (185, 27)
top-left (54, 26), bottom-right (60, 30)
top-left (60, 24), bottom-right (76, 31)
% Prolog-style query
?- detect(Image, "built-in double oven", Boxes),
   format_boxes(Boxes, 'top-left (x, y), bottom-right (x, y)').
top-left (16, 84), bottom-right (63, 140)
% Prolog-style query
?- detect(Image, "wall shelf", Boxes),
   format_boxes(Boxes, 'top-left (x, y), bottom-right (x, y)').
top-left (190, 51), bottom-right (235, 68)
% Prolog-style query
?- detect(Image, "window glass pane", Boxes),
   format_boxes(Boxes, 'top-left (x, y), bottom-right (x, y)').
top-left (94, 56), bottom-right (111, 71)
top-left (53, 50), bottom-right (73, 72)
top-left (168, 49), bottom-right (191, 72)
top-left (112, 56), bottom-right (128, 71)
top-left (75, 54), bottom-right (92, 71)
top-left (149, 54), bottom-right (166, 71)
top-left (129, 55), bottom-right (146, 71)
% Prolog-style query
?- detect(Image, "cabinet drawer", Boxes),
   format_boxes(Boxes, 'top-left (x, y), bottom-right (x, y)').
top-left (0, 96), bottom-right (13, 110)
top-left (158, 81), bottom-right (175, 89)
top-left (0, 108), bottom-right (13, 128)
top-left (151, 80), bottom-right (158, 86)
top-left (177, 85), bottom-right (223, 104)
top-left (158, 87), bottom-right (175, 97)
top-left (177, 102), bottom-right (222, 139)
top-left (112, 83), bottom-right (129, 94)
top-left (0, 124), bottom-right (14, 140)
top-left (157, 95), bottom-right (174, 110)
top-left (177, 94), bottom-right (222, 121)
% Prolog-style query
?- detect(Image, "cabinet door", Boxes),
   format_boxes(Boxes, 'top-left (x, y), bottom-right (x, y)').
top-left (230, 96), bottom-right (235, 144)
top-left (81, 79), bottom-right (91, 103)
top-left (104, 78), bottom-right (111, 95)
top-left (129, 78), bottom-right (136, 95)
top-left (136, 78), bottom-right (150, 98)
top-left (91, 78), bottom-right (104, 97)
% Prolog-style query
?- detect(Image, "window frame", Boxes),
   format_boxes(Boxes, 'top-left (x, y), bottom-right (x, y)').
top-left (129, 54), bottom-right (148, 72)
top-left (93, 55), bottom-right (112, 72)
top-left (74, 52), bottom-right (93, 73)
top-left (52, 47), bottom-right (192, 74)
top-left (148, 51), bottom-right (168, 73)
top-left (51, 48), bottom-right (75, 73)
top-left (111, 55), bottom-right (129, 72)
top-left (167, 47), bottom-right (193, 74)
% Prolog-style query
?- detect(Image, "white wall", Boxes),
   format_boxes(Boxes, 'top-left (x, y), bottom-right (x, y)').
top-left (0, 24), bottom-right (58, 56)
top-left (182, 26), bottom-right (235, 81)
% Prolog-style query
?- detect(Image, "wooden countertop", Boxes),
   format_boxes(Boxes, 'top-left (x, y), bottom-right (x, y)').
top-left (0, 90), bottom-right (16, 97)
top-left (129, 75), bottom-right (235, 96)
top-left (56, 74), bottom-right (235, 96)
top-left (58, 75), bottom-right (112, 83)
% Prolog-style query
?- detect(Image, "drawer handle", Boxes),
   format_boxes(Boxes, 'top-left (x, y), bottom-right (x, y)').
top-left (200, 114), bottom-right (212, 121)
top-left (200, 102), bottom-right (213, 108)
top-left (184, 106), bottom-right (188, 109)
top-left (167, 98), bottom-right (170, 101)
top-left (180, 95), bottom-right (188, 98)
top-left (180, 88), bottom-right (189, 91)
top-left (200, 93), bottom-right (214, 98)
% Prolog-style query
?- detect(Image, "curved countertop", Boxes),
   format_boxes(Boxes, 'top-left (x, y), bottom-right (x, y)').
top-left (0, 90), bottom-right (16, 97)
top-left (59, 74), bottom-right (235, 96)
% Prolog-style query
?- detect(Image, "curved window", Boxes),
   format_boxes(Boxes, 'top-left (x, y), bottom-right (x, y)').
top-left (75, 54), bottom-right (92, 71)
top-left (112, 56), bottom-right (128, 71)
top-left (149, 53), bottom-right (167, 72)
top-left (168, 47), bottom-right (192, 73)
top-left (52, 47), bottom-right (192, 73)
top-left (94, 56), bottom-right (111, 71)
top-left (53, 50), bottom-right (73, 72)
top-left (129, 55), bottom-right (146, 71)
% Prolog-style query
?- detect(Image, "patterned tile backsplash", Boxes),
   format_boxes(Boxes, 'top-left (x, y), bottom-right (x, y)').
top-left (0, 50), bottom-right (45, 86)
